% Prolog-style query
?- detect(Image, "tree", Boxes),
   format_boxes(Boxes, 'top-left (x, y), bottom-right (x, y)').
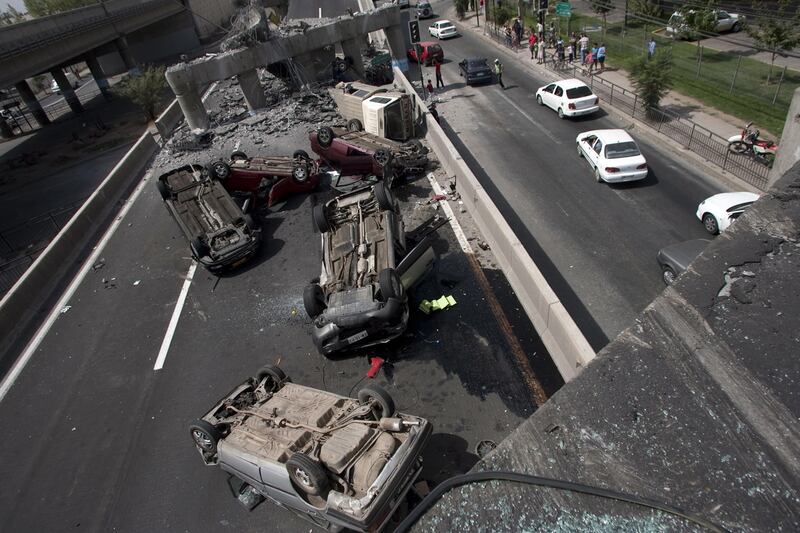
top-left (590, 0), bottom-right (614, 37)
top-left (454, 0), bottom-right (468, 19)
top-left (114, 66), bottom-right (167, 121)
top-left (630, 0), bottom-right (663, 20)
top-left (0, 4), bottom-right (26, 25)
top-left (682, 0), bottom-right (718, 48)
top-left (629, 49), bottom-right (673, 111)
top-left (23, 0), bottom-right (94, 18)
top-left (746, 0), bottom-right (800, 84)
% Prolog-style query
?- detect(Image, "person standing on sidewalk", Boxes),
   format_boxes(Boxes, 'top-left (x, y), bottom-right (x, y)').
top-left (579, 33), bottom-right (589, 65)
top-left (597, 43), bottom-right (606, 72)
top-left (494, 58), bottom-right (505, 89)
top-left (528, 31), bottom-right (538, 60)
top-left (647, 38), bottom-right (656, 59)
top-left (426, 79), bottom-right (435, 98)
top-left (433, 58), bottom-right (444, 89)
top-left (590, 43), bottom-right (599, 73)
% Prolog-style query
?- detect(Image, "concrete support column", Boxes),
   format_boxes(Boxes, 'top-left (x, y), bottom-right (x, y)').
top-left (237, 69), bottom-right (266, 113)
top-left (51, 68), bottom-right (84, 114)
top-left (15, 80), bottom-right (50, 127)
top-left (0, 118), bottom-right (14, 139)
top-left (86, 54), bottom-right (112, 100)
top-left (115, 36), bottom-right (139, 75)
top-left (291, 52), bottom-right (318, 88)
top-left (384, 23), bottom-right (410, 73)
top-left (340, 37), bottom-right (365, 78)
top-left (769, 86), bottom-right (800, 187)
top-left (165, 65), bottom-right (209, 131)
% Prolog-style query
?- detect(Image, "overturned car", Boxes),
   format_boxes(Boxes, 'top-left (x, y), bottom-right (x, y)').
top-left (189, 366), bottom-right (431, 532)
top-left (305, 182), bottom-right (441, 356)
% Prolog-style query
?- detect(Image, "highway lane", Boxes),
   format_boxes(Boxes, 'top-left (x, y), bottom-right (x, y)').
top-left (0, 119), bottom-right (561, 531)
top-left (425, 13), bottom-right (723, 347)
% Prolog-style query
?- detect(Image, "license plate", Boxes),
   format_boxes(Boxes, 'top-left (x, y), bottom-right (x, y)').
top-left (346, 330), bottom-right (369, 344)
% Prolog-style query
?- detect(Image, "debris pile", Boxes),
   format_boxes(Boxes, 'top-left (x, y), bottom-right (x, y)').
top-left (220, 1), bottom-right (270, 52)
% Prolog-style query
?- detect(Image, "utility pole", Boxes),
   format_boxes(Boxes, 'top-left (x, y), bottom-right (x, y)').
top-left (476, 0), bottom-right (481, 27)
top-left (624, 0), bottom-right (628, 32)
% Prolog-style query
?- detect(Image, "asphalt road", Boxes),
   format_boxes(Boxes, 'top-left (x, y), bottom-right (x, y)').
top-left (423, 8), bottom-right (723, 348)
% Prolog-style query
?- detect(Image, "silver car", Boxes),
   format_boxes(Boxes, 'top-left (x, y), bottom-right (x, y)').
top-left (190, 366), bottom-right (431, 532)
top-left (656, 239), bottom-right (710, 285)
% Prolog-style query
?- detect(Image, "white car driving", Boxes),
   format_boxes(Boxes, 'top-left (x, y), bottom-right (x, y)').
top-left (536, 79), bottom-right (599, 118)
top-left (429, 20), bottom-right (459, 39)
top-left (576, 129), bottom-right (648, 183)
top-left (695, 191), bottom-right (760, 235)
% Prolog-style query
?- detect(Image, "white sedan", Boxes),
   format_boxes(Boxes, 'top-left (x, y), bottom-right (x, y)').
top-left (536, 79), bottom-right (599, 118)
top-left (576, 129), bottom-right (648, 183)
top-left (429, 20), bottom-right (459, 39)
top-left (696, 192), bottom-right (760, 235)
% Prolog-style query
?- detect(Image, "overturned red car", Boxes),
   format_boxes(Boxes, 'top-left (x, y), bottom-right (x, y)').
top-left (207, 151), bottom-right (321, 208)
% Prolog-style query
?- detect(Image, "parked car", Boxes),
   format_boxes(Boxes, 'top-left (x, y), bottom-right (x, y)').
top-left (429, 20), bottom-right (459, 39)
top-left (417, 1), bottom-right (433, 18)
top-left (206, 150), bottom-right (321, 208)
top-left (696, 191), bottom-right (760, 235)
top-left (536, 78), bottom-right (599, 118)
top-left (156, 164), bottom-right (261, 272)
top-left (407, 42), bottom-right (444, 66)
top-left (666, 10), bottom-right (744, 39)
top-left (189, 366), bottom-right (431, 532)
top-left (309, 127), bottom-right (429, 178)
top-left (576, 129), bottom-right (648, 183)
top-left (657, 239), bottom-right (710, 285)
top-left (306, 183), bottom-right (440, 355)
top-left (458, 57), bottom-right (493, 85)
top-left (392, 0), bottom-right (410, 7)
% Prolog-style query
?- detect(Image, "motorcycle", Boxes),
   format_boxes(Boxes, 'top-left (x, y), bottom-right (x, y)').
top-left (727, 122), bottom-right (778, 167)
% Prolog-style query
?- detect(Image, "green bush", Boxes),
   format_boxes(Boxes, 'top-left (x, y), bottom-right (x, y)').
top-left (114, 65), bottom-right (168, 121)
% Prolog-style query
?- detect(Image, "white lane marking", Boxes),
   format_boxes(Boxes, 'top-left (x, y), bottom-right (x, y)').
top-left (427, 173), bottom-right (473, 254)
top-left (0, 173), bottom-right (152, 403)
top-left (154, 262), bottom-right (197, 371)
top-left (556, 201), bottom-right (570, 217)
top-left (495, 89), bottom-right (562, 144)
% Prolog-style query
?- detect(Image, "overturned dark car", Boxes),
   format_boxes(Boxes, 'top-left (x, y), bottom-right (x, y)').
top-left (189, 366), bottom-right (431, 532)
top-left (304, 182), bottom-right (441, 356)
top-left (156, 164), bottom-right (261, 272)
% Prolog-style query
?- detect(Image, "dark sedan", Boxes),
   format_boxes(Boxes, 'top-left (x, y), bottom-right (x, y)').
top-left (656, 239), bottom-right (710, 285)
top-left (458, 58), bottom-right (493, 85)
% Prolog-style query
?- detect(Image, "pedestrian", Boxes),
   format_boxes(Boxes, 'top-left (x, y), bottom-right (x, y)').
top-left (567, 42), bottom-right (574, 63)
top-left (494, 58), bottom-right (504, 89)
top-left (434, 58), bottom-right (444, 88)
top-left (585, 49), bottom-right (594, 73)
top-left (536, 21), bottom-right (543, 40)
top-left (426, 78), bottom-right (434, 97)
top-left (556, 36), bottom-right (565, 65)
top-left (504, 25), bottom-right (513, 47)
top-left (647, 37), bottom-right (656, 59)
top-left (597, 43), bottom-right (606, 72)
top-left (579, 33), bottom-right (589, 64)
top-left (528, 31), bottom-right (538, 60)
top-left (590, 43), bottom-right (599, 72)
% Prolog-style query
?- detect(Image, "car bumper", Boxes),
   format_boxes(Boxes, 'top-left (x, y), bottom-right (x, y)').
top-left (466, 74), bottom-right (493, 85)
top-left (602, 170), bottom-right (648, 183)
top-left (564, 105), bottom-right (600, 117)
top-left (198, 232), bottom-right (262, 272)
top-left (439, 32), bottom-right (458, 39)
top-left (312, 298), bottom-right (409, 355)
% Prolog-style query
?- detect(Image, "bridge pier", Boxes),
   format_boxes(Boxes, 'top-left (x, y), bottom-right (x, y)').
top-left (115, 37), bottom-right (139, 75)
top-left (165, 63), bottom-right (209, 131)
top-left (384, 24), bottom-right (410, 73)
top-left (341, 37), bottom-right (366, 78)
top-left (238, 69), bottom-right (266, 114)
top-left (14, 80), bottom-right (50, 127)
top-left (51, 68), bottom-right (84, 114)
top-left (86, 54), bottom-right (112, 101)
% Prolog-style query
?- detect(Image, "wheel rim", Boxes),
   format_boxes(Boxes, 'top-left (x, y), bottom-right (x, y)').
top-left (595, 168), bottom-right (602, 182)
top-left (537, 95), bottom-right (542, 105)
top-left (729, 141), bottom-right (747, 154)
top-left (663, 270), bottom-right (676, 285)
top-left (213, 163), bottom-right (228, 179)
top-left (294, 165), bottom-right (308, 181)
top-left (376, 151), bottom-right (390, 166)
top-left (703, 215), bottom-right (718, 233)
top-left (348, 122), bottom-right (359, 132)
top-left (294, 468), bottom-right (313, 488)
top-left (192, 429), bottom-right (213, 451)
top-left (318, 129), bottom-right (331, 144)
top-left (558, 108), bottom-right (563, 118)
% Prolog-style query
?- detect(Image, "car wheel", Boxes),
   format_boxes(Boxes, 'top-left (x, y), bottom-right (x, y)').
top-left (536, 94), bottom-right (543, 105)
top-left (230, 151), bottom-right (248, 162)
top-left (303, 283), bottom-right (326, 318)
top-left (286, 453), bottom-right (329, 496)
top-left (378, 267), bottom-right (404, 302)
top-left (190, 236), bottom-right (210, 259)
top-left (189, 420), bottom-right (222, 454)
top-left (594, 166), bottom-right (603, 183)
top-left (405, 139), bottom-right (425, 153)
top-left (358, 384), bottom-right (396, 419)
top-left (256, 364), bottom-right (287, 391)
top-left (733, 22), bottom-right (741, 32)
top-left (728, 141), bottom-right (748, 154)
top-left (373, 148), bottom-right (392, 168)
top-left (661, 266), bottom-right (677, 285)
top-left (347, 118), bottom-right (363, 132)
top-left (316, 126), bottom-right (334, 148)
top-left (209, 160), bottom-right (230, 180)
top-left (558, 107), bottom-right (565, 119)
top-left (293, 149), bottom-right (310, 160)
top-left (374, 182), bottom-right (395, 211)
top-left (702, 213), bottom-right (720, 235)
top-left (292, 160), bottom-right (309, 183)
top-left (156, 180), bottom-right (170, 200)
top-left (313, 204), bottom-right (332, 233)
top-left (576, 143), bottom-right (583, 158)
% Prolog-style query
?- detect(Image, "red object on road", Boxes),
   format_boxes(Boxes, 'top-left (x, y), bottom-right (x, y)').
top-left (432, 194), bottom-right (447, 202)
top-left (367, 357), bottom-right (385, 378)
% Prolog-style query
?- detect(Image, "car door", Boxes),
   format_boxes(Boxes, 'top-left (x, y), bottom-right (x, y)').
top-left (589, 138), bottom-right (604, 168)
top-left (429, 23), bottom-right (437, 37)
top-left (552, 85), bottom-right (565, 112)
top-left (715, 11), bottom-right (730, 31)
top-left (541, 84), bottom-right (556, 109)
top-left (578, 135), bottom-right (596, 163)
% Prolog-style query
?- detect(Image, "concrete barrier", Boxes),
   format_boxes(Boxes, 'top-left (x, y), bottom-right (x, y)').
top-left (393, 67), bottom-right (595, 381)
top-left (154, 97), bottom-right (183, 139)
top-left (0, 131), bottom-right (159, 365)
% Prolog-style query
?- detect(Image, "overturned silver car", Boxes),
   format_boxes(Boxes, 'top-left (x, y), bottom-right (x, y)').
top-left (190, 366), bottom-right (431, 532)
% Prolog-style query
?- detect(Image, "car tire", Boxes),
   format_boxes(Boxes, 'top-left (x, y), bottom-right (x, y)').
top-left (661, 266), bottom-right (677, 286)
top-left (405, 139), bottom-right (425, 153)
top-left (558, 107), bottom-right (565, 119)
top-left (189, 420), bottom-right (222, 454)
top-left (373, 148), bottom-right (392, 168)
top-left (313, 204), bottom-right (332, 233)
top-left (292, 160), bottom-right (309, 183)
top-left (156, 180), bottom-right (170, 200)
top-left (358, 384), bottom-right (396, 419)
top-left (209, 160), bottom-right (231, 180)
top-left (594, 167), bottom-right (603, 183)
top-left (303, 283), bottom-right (326, 318)
top-left (190, 236), bottom-right (210, 259)
top-left (347, 118), bottom-right (363, 132)
top-left (702, 213), bottom-right (720, 235)
top-left (293, 149), bottom-right (310, 161)
top-left (256, 364), bottom-right (287, 391)
top-left (728, 141), bottom-right (748, 154)
top-left (536, 94), bottom-right (543, 105)
top-left (317, 126), bottom-right (335, 148)
top-left (230, 151), bottom-right (248, 162)
top-left (378, 267), bottom-right (403, 302)
top-left (374, 182), bottom-right (394, 211)
top-left (733, 22), bottom-right (741, 32)
top-left (286, 453), bottom-right (329, 496)
top-left (576, 143), bottom-right (583, 158)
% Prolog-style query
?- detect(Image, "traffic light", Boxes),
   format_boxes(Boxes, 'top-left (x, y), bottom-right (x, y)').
top-left (409, 20), bottom-right (420, 43)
